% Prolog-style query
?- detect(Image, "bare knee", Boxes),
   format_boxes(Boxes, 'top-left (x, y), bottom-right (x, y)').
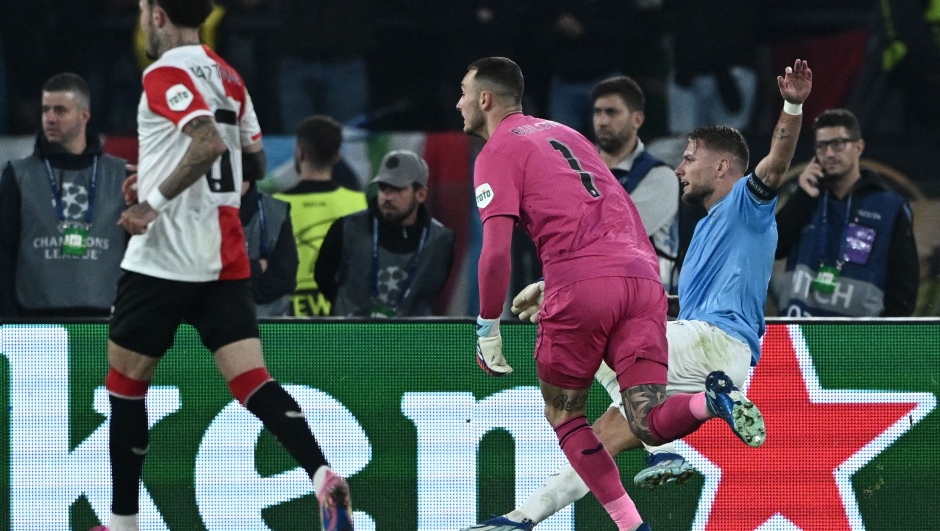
top-left (214, 338), bottom-right (266, 381)
top-left (543, 403), bottom-right (586, 427)
top-left (624, 417), bottom-right (662, 447)
top-left (593, 407), bottom-right (640, 455)
top-left (108, 340), bottom-right (160, 381)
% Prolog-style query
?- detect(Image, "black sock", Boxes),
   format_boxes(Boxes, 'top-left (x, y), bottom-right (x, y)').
top-left (109, 394), bottom-right (149, 515)
top-left (245, 381), bottom-right (328, 478)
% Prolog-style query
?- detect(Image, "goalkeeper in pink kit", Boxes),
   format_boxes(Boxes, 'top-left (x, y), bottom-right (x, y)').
top-left (458, 57), bottom-right (765, 531)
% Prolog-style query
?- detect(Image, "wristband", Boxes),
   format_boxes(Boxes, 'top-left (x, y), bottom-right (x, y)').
top-left (145, 188), bottom-right (170, 211)
top-left (476, 316), bottom-right (500, 338)
top-left (783, 101), bottom-right (803, 115)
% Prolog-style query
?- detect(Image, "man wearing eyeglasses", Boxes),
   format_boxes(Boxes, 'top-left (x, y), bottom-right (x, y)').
top-left (774, 108), bottom-right (919, 317)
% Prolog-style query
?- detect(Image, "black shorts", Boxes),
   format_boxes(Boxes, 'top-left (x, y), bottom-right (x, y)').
top-left (109, 270), bottom-right (260, 357)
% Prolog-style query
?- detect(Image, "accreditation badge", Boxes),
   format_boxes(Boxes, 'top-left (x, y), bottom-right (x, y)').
top-left (370, 304), bottom-right (397, 318)
top-left (61, 222), bottom-right (89, 256)
top-left (812, 264), bottom-right (841, 294)
top-left (843, 223), bottom-right (877, 265)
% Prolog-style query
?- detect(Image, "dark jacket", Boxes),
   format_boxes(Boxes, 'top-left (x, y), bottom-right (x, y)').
top-left (0, 130), bottom-right (127, 317)
top-left (776, 170), bottom-right (919, 316)
top-left (240, 183), bottom-right (298, 309)
top-left (315, 199), bottom-right (455, 316)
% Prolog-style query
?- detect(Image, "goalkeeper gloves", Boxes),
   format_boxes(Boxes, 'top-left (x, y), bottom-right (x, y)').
top-left (476, 316), bottom-right (513, 376)
top-left (510, 279), bottom-right (544, 323)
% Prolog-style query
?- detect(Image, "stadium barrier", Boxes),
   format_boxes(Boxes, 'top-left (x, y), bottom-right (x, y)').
top-left (1, 320), bottom-right (937, 531)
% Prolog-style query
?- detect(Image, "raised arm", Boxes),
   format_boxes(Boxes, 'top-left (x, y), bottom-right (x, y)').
top-left (754, 59), bottom-right (813, 189)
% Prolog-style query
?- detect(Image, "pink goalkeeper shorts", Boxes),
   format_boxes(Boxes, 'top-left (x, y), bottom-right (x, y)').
top-left (535, 276), bottom-right (668, 391)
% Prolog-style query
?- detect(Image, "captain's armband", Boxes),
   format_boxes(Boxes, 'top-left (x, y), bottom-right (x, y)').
top-left (746, 174), bottom-right (778, 203)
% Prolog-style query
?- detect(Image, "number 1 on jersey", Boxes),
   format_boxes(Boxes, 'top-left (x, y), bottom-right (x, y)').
top-left (548, 139), bottom-right (601, 198)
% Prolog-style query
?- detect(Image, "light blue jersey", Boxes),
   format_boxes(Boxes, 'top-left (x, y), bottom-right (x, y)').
top-left (678, 175), bottom-right (777, 365)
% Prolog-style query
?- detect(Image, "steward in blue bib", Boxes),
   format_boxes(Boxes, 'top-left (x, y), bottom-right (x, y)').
top-left (775, 169), bottom-right (919, 317)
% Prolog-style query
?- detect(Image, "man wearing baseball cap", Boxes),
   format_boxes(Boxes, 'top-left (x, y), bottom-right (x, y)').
top-left (315, 150), bottom-right (455, 317)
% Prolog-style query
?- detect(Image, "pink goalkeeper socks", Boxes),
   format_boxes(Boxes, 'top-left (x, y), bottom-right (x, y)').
top-left (603, 494), bottom-right (644, 531)
top-left (646, 393), bottom-right (707, 442)
top-left (553, 415), bottom-right (626, 505)
top-left (690, 391), bottom-right (711, 420)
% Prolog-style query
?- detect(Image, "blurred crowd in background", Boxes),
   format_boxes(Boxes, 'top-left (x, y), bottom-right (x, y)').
top-left (1, 0), bottom-right (939, 317)
top-left (0, 0), bottom-right (937, 139)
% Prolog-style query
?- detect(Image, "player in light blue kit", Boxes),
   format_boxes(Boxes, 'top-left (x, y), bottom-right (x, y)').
top-left (468, 59), bottom-right (813, 530)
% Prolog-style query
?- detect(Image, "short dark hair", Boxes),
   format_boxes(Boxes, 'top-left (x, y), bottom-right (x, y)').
top-left (467, 57), bottom-right (524, 105)
top-left (42, 73), bottom-right (91, 109)
top-left (296, 115), bottom-right (343, 169)
top-left (688, 125), bottom-right (750, 170)
top-left (590, 76), bottom-right (646, 112)
top-left (147, 0), bottom-right (213, 28)
top-left (812, 108), bottom-right (862, 140)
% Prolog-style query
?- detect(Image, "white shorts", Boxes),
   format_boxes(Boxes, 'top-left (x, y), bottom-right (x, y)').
top-left (663, 320), bottom-right (751, 395)
top-left (601, 320), bottom-right (752, 413)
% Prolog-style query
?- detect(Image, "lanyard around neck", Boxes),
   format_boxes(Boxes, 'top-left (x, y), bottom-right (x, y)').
top-left (255, 191), bottom-right (269, 257)
top-left (371, 216), bottom-right (428, 306)
top-left (818, 188), bottom-right (853, 265)
top-left (44, 157), bottom-right (98, 225)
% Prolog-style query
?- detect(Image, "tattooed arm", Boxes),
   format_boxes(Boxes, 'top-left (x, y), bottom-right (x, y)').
top-left (119, 116), bottom-right (227, 234)
top-left (754, 59), bottom-right (813, 190)
top-left (156, 115), bottom-right (227, 201)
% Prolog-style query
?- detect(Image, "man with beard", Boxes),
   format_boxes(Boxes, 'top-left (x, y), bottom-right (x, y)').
top-left (315, 150), bottom-right (455, 317)
top-left (592, 75), bottom-right (687, 292)
top-left (775, 109), bottom-right (918, 317)
top-left (275, 115), bottom-right (367, 317)
top-left (100, 1), bottom-right (356, 529)
top-left (463, 58), bottom-right (812, 531)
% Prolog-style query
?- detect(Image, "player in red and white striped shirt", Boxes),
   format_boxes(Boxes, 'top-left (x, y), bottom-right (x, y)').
top-left (99, 2), bottom-right (354, 531)
top-left (121, 41), bottom-right (262, 280)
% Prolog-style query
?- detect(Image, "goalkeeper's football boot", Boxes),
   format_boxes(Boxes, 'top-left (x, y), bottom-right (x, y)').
top-left (314, 466), bottom-right (354, 531)
top-left (460, 515), bottom-right (535, 530)
top-left (705, 370), bottom-right (765, 447)
top-left (634, 451), bottom-right (695, 489)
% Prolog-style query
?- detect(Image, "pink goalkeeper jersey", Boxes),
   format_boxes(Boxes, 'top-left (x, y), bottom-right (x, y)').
top-left (122, 45), bottom-right (262, 282)
top-left (474, 114), bottom-right (659, 290)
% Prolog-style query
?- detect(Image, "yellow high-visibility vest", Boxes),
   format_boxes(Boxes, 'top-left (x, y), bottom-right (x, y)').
top-left (275, 186), bottom-right (367, 316)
